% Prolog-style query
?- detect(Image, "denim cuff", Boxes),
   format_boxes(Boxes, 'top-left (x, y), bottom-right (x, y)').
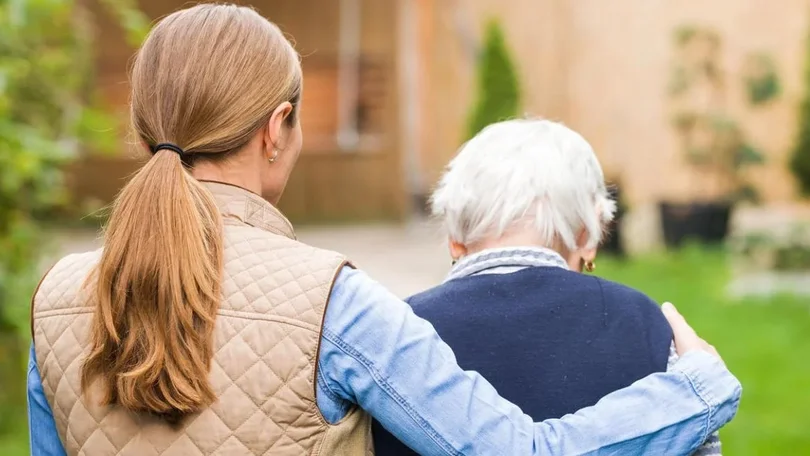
top-left (670, 351), bottom-right (743, 437)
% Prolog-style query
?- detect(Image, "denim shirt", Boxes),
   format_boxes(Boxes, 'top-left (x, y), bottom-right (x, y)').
top-left (29, 265), bottom-right (741, 456)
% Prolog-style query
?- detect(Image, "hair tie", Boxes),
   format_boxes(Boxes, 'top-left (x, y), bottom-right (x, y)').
top-left (150, 143), bottom-right (185, 156)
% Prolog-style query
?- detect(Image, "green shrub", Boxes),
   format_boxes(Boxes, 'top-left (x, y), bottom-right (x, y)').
top-left (466, 20), bottom-right (521, 140)
top-left (668, 26), bottom-right (772, 203)
top-left (0, 0), bottom-right (147, 437)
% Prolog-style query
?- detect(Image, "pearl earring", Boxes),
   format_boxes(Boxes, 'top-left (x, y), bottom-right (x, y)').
top-left (268, 148), bottom-right (279, 164)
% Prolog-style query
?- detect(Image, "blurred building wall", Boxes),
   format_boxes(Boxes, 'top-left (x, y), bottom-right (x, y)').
top-left (418, 0), bottom-right (809, 207)
top-left (73, 0), bottom-right (406, 223)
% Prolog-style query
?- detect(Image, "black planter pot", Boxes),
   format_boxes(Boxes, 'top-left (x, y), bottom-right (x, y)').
top-left (601, 185), bottom-right (626, 256)
top-left (411, 193), bottom-right (431, 216)
top-left (659, 201), bottom-right (732, 248)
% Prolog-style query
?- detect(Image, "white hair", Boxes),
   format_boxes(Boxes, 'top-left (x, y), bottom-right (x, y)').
top-left (430, 118), bottom-right (616, 251)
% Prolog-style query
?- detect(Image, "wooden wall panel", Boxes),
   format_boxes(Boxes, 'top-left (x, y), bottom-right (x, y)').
top-left (71, 0), bottom-right (405, 223)
top-left (279, 152), bottom-right (405, 222)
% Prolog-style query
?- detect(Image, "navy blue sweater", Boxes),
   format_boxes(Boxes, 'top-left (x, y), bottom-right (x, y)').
top-left (372, 266), bottom-right (673, 455)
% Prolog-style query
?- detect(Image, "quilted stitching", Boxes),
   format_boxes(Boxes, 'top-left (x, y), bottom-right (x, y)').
top-left (32, 183), bottom-right (372, 455)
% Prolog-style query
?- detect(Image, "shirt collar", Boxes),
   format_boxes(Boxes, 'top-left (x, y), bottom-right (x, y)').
top-left (445, 246), bottom-right (569, 283)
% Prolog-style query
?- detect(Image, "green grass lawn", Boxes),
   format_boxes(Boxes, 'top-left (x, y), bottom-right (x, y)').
top-left (598, 248), bottom-right (810, 454)
top-left (2, 248), bottom-right (808, 454)
top-left (0, 425), bottom-right (27, 456)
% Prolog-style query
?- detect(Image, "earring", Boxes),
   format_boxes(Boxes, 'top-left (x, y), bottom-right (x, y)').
top-left (584, 261), bottom-right (595, 273)
top-left (268, 148), bottom-right (279, 164)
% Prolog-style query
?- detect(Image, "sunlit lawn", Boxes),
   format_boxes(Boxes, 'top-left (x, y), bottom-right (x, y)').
top-left (0, 425), bottom-right (26, 456)
top-left (599, 248), bottom-right (810, 455)
top-left (1, 248), bottom-right (807, 455)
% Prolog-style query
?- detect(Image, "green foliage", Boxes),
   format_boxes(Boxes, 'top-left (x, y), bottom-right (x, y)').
top-left (668, 66), bottom-right (691, 96)
top-left (466, 20), bottom-right (520, 140)
top-left (0, 0), bottom-right (148, 437)
top-left (790, 18), bottom-right (810, 196)
top-left (98, 0), bottom-right (150, 47)
top-left (0, 0), bottom-right (146, 325)
top-left (744, 53), bottom-right (780, 105)
top-left (668, 25), bottom-right (773, 203)
top-left (673, 25), bottom-right (700, 48)
top-left (732, 224), bottom-right (810, 271)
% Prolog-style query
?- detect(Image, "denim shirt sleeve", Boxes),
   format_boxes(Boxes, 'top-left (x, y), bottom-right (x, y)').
top-left (317, 266), bottom-right (742, 455)
top-left (27, 345), bottom-right (67, 456)
top-left (668, 342), bottom-right (723, 456)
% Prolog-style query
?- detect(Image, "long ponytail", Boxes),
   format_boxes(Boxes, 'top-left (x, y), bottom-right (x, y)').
top-left (79, 4), bottom-right (302, 422)
top-left (81, 149), bottom-right (223, 420)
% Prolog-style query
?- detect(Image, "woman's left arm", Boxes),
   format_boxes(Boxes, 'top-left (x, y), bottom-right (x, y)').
top-left (27, 345), bottom-right (67, 456)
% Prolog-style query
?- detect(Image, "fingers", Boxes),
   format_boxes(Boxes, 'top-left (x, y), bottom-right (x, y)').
top-left (662, 302), bottom-right (697, 353)
top-left (662, 302), bottom-right (723, 363)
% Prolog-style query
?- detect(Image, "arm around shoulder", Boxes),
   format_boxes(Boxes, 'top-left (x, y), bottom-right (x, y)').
top-left (316, 266), bottom-right (742, 455)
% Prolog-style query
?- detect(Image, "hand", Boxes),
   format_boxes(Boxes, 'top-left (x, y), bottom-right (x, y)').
top-left (662, 302), bottom-right (723, 362)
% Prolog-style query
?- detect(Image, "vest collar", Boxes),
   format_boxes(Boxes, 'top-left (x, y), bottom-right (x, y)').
top-left (201, 180), bottom-right (296, 240)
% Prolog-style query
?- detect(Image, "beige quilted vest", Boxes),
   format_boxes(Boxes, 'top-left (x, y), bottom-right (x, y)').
top-left (32, 182), bottom-right (372, 456)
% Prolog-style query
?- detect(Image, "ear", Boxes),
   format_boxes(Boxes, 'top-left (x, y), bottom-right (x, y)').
top-left (263, 101), bottom-right (294, 153)
top-left (581, 247), bottom-right (597, 262)
top-left (575, 227), bottom-right (590, 250)
top-left (575, 227), bottom-right (598, 260)
top-left (448, 239), bottom-right (468, 262)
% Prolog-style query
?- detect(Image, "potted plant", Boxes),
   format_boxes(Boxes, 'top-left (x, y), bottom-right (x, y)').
top-left (728, 223), bottom-right (810, 297)
top-left (661, 26), bottom-right (777, 247)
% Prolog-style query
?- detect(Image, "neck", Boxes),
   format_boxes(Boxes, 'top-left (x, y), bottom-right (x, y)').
top-left (468, 233), bottom-right (568, 258)
top-left (192, 163), bottom-right (263, 196)
top-left (465, 231), bottom-right (584, 271)
top-left (445, 244), bottom-right (570, 282)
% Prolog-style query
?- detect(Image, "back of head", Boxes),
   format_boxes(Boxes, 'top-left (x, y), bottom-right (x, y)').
top-left (81, 4), bottom-right (302, 423)
top-left (431, 118), bottom-right (616, 251)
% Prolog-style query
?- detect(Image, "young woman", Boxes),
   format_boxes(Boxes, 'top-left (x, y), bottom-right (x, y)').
top-left (28, 4), bottom-right (739, 455)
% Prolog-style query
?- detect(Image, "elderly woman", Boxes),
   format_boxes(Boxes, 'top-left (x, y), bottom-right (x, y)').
top-left (373, 119), bottom-right (722, 455)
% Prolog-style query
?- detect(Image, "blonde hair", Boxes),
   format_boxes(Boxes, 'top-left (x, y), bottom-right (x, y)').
top-left (81, 4), bottom-right (302, 423)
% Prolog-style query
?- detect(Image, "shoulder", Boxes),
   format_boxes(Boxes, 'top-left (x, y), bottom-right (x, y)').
top-left (332, 266), bottom-right (396, 305)
top-left (591, 276), bottom-right (662, 315)
top-left (36, 249), bottom-right (102, 299)
top-left (222, 223), bottom-right (348, 271)
top-left (407, 266), bottom-right (598, 308)
top-left (591, 276), bottom-right (673, 339)
top-left (325, 266), bottom-right (419, 345)
top-left (405, 281), bottom-right (455, 308)
top-left (50, 249), bottom-right (102, 273)
top-left (31, 249), bottom-right (102, 338)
